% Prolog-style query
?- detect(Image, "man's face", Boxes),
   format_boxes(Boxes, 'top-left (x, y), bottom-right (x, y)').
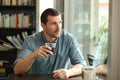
top-left (42, 15), bottom-right (62, 38)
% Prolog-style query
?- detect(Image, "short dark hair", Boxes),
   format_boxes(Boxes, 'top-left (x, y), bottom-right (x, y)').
top-left (41, 8), bottom-right (61, 24)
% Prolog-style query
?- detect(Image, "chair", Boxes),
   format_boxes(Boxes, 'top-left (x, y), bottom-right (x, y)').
top-left (87, 54), bottom-right (95, 66)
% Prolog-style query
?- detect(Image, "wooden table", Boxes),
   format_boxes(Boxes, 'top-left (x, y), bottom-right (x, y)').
top-left (6, 74), bottom-right (82, 80)
top-left (6, 74), bottom-right (107, 80)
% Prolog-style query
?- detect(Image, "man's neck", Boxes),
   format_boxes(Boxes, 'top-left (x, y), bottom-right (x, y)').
top-left (43, 32), bottom-right (57, 42)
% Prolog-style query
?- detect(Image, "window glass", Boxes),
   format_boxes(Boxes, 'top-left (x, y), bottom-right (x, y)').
top-left (64, 0), bottom-right (109, 64)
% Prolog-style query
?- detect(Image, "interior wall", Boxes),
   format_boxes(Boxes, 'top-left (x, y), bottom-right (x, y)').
top-left (54, 0), bottom-right (64, 28)
top-left (54, 0), bottom-right (64, 13)
top-left (36, 0), bottom-right (40, 32)
top-left (36, 0), bottom-right (54, 32)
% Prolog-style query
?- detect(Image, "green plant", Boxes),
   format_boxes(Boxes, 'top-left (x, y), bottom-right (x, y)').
top-left (93, 16), bottom-right (108, 64)
top-left (93, 17), bottom-right (108, 46)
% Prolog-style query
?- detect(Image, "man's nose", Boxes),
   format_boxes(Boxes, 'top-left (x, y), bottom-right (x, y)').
top-left (56, 23), bottom-right (62, 29)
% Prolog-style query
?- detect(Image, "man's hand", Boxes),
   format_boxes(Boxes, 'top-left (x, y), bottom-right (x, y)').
top-left (52, 64), bottom-right (83, 79)
top-left (52, 69), bottom-right (69, 79)
top-left (33, 45), bottom-right (53, 58)
top-left (95, 64), bottom-right (107, 75)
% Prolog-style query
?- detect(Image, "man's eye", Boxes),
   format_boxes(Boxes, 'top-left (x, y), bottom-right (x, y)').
top-left (53, 23), bottom-right (56, 25)
top-left (51, 22), bottom-right (56, 25)
top-left (50, 21), bottom-right (62, 25)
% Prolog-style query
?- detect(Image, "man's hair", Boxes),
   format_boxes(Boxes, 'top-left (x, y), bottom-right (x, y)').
top-left (41, 8), bottom-right (61, 24)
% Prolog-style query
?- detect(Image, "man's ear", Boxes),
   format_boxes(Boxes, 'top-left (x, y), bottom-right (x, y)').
top-left (41, 23), bottom-right (46, 29)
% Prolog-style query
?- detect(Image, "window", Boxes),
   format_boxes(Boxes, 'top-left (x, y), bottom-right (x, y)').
top-left (64, 0), bottom-right (109, 64)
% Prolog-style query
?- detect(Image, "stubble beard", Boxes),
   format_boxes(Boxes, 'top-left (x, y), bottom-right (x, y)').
top-left (47, 31), bottom-right (60, 39)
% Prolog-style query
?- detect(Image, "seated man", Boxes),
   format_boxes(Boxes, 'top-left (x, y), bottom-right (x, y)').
top-left (13, 8), bottom-right (86, 79)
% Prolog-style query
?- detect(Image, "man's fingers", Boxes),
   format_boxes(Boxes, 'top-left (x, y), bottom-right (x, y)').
top-left (40, 51), bottom-right (48, 58)
top-left (53, 72), bottom-right (59, 78)
top-left (52, 69), bottom-right (69, 79)
top-left (41, 46), bottom-right (53, 55)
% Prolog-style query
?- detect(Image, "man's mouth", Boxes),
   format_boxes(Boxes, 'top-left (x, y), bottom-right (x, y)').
top-left (55, 31), bottom-right (61, 34)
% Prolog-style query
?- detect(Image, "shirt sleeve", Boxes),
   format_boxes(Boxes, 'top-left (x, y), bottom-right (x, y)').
top-left (14, 37), bottom-right (33, 64)
top-left (69, 36), bottom-right (87, 66)
top-left (93, 58), bottom-right (100, 66)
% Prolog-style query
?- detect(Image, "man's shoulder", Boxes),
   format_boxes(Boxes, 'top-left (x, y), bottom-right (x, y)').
top-left (25, 32), bottom-right (41, 40)
top-left (61, 30), bottom-right (75, 38)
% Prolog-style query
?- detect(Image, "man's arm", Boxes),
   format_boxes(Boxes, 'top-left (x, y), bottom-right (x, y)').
top-left (14, 45), bottom-right (53, 74)
top-left (67, 64), bottom-right (83, 76)
top-left (53, 64), bottom-right (83, 79)
top-left (14, 52), bottom-right (36, 74)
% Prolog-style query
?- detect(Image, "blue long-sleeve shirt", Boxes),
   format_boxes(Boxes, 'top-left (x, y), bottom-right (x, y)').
top-left (14, 30), bottom-right (86, 74)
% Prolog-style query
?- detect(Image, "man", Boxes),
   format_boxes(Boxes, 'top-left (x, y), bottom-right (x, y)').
top-left (14, 8), bottom-right (86, 79)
